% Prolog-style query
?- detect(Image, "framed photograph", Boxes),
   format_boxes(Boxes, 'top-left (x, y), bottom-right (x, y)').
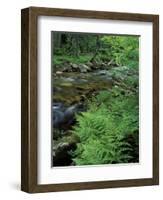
top-left (21, 7), bottom-right (159, 193)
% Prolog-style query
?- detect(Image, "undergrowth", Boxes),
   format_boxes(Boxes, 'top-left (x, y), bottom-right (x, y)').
top-left (71, 88), bottom-right (139, 165)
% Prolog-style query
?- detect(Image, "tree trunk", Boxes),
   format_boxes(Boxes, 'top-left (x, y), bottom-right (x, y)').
top-left (90, 35), bottom-right (100, 62)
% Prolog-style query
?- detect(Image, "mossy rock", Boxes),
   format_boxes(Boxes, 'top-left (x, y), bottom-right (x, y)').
top-left (52, 133), bottom-right (80, 166)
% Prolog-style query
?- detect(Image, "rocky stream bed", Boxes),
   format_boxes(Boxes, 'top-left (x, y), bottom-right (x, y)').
top-left (52, 66), bottom-right (115, 166)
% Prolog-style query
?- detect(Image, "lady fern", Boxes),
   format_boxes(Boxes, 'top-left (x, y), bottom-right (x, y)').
top-left (71, 88), bottom-right (139, 165)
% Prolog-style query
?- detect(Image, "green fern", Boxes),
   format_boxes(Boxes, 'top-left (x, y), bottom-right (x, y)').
top-left (71, 88), bottom-right (139, 165)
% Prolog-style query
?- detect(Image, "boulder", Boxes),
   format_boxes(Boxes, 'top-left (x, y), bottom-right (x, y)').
top-left (56, 71), bottom-right (63, 75)
top-left (53, 134), bottom-right (80, 166)
top-left (71, 63), bottom-right (79, 69)
top-left (79, 64), bottom-right (91, 73)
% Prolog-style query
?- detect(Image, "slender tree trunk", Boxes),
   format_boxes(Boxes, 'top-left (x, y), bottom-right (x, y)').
top-left (90, 35), bottom-right (100, 62)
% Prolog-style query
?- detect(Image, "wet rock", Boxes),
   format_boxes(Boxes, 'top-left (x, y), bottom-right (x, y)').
top-left (86, 61), bottom-right (93, 67)
top-left (53, 103), bottom-right (85, 131)
top-left (78, 64), bottom-right (91, 73)
top-left (71, 63), bottom-right (91, 73)
top-left (53, 134), bottom-right (80, 166)
top-left (62, 77), bottom-right (75, 82)
top-left (71, 63), bottom-right (79, 70)
top-left (56, 71), bottom-right (63, 75)
top-left (95, 70), bottom-right (109, 75)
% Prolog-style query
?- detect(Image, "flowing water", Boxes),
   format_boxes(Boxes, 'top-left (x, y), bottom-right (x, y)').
top-left (52, 70), bottom-right (113, 166)
top-left (53, 71), bottom-right (113, 106)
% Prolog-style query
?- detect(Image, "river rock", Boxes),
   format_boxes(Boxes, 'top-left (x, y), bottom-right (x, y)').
top-left (71, 63), bottom-right (79, 70)
top-left (78, 64), bottom-right (91, 73)
top-left (56, 71), bottom-right (63, 75)
top-left (53, 134), bottom-right (80, 166)
top-left (95, 70), bottom-right (109, 75)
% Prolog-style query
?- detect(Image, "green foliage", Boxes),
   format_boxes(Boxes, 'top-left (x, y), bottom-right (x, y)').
top-left (52, 33), bottom-right (139, 69)
top-left (71, 88), bottom-right (139, 165)
top-left (52, 32), bottom-right (139, 166)
top-left (100, 36), bottom-right (139, 68)
top-left (53, 54), bottom-right (92, 65)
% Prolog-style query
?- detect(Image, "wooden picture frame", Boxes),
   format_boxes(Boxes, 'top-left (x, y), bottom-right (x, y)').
top-left (21, 7), bottom-right (159, 193)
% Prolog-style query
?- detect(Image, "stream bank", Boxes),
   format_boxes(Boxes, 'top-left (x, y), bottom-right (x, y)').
top-left (52, 65), bottom-right (115, 166)
top-left (52, 64), bottom-right (138, 166)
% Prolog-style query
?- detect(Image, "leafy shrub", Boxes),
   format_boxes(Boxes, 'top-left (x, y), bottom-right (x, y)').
top-left (53, 34), bottom-right (139, 69)
top-left (71, 88), bottom-right (139, 165)
top-left (100, 36), bottom-right (139, 68)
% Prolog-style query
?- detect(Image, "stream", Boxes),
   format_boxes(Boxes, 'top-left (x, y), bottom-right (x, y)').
top-left (52, 70), bottom-right (113, 166)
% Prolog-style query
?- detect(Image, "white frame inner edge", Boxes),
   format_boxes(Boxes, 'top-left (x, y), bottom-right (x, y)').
top-left (37, 16), bottom-right (153, 184)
